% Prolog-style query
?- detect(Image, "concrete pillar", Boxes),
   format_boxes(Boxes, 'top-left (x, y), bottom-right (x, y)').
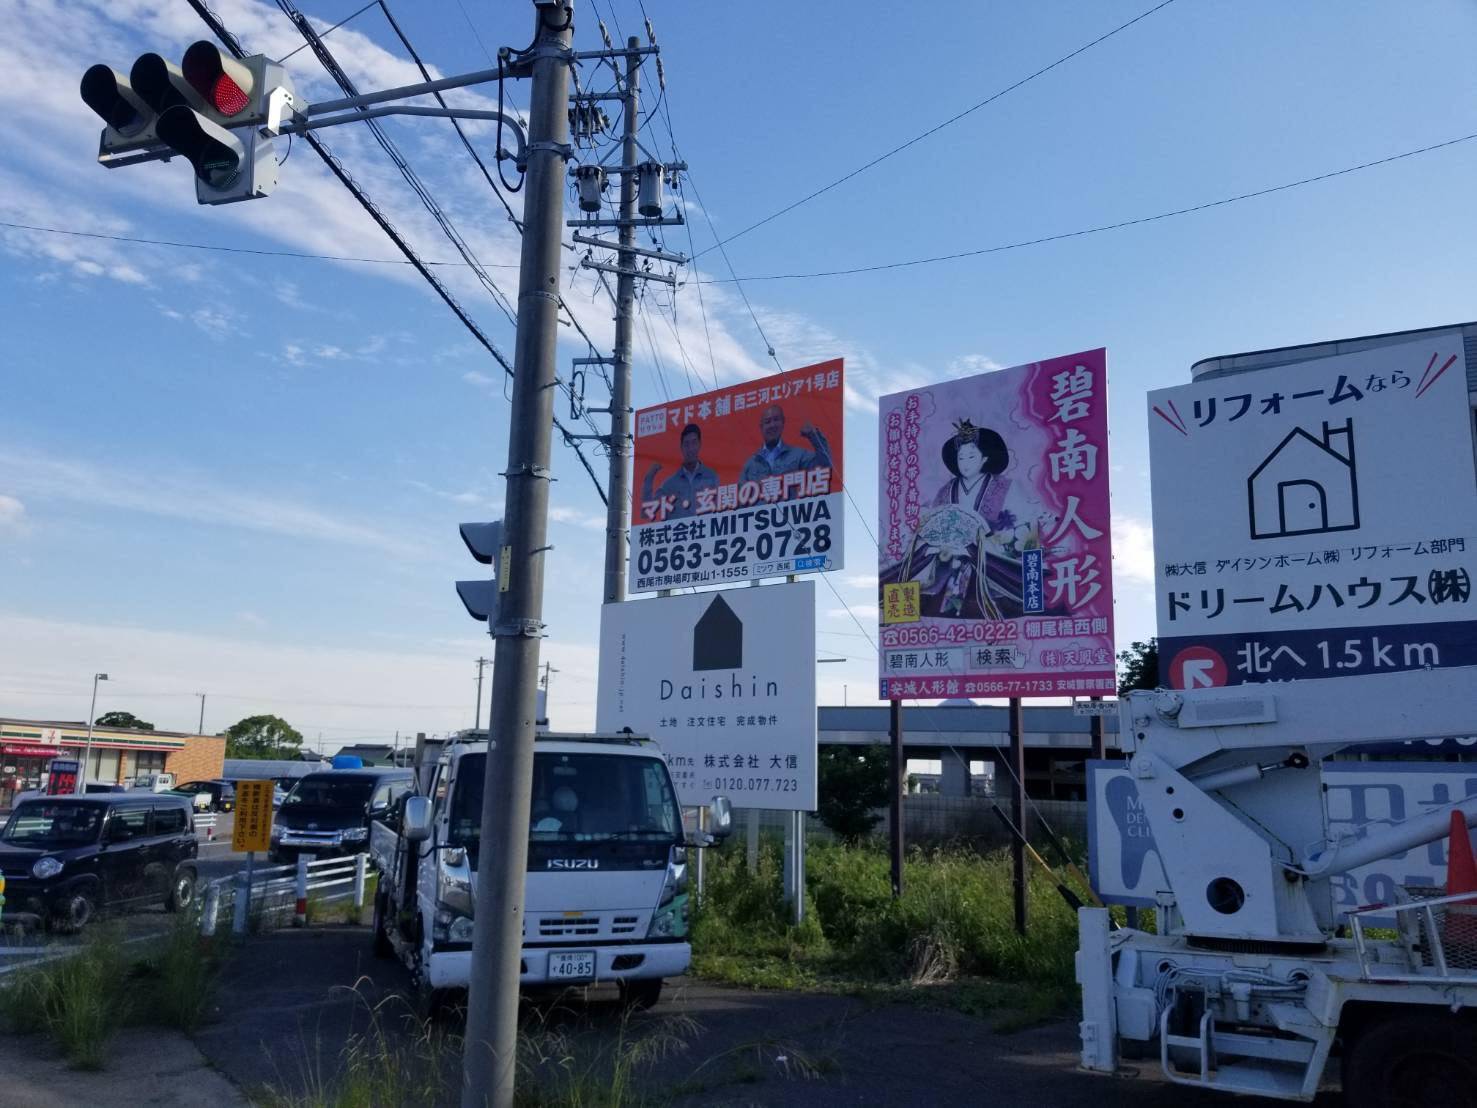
top-left (939, 748), bottom-right (971, 798)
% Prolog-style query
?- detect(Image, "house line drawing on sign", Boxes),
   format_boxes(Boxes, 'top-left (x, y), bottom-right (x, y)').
top-left (1246, 418), bottom-right (1360, 540)
top-left (693, 594), bottom-right (743, 670)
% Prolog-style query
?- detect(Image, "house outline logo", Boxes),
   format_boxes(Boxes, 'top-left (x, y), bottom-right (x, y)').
top-left (1246, 418), bottom-right (1360, 540)
top-left (693, 594), bottom-right (743, 671)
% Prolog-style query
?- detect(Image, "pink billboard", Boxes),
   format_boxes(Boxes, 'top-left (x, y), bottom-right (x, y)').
top-left (878, 349), bottom-right (1116, 699)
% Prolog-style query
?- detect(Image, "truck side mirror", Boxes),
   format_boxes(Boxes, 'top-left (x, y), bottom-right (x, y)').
top-left (706, 795), bottom-right (733, 841)
top-left (402, 795), bottom-right (432, 843)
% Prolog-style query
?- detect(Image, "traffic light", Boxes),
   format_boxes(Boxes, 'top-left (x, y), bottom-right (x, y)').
top-left (456, 521), bottom-right (506, 623)
top-left (81, 42), bottom-right (296, 205)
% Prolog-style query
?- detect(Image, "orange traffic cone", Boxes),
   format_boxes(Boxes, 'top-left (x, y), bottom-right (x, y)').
top-left (1447, 811), bottom-right (1477, 897)
top-left (1444, 811), bottom-right (1477, 957)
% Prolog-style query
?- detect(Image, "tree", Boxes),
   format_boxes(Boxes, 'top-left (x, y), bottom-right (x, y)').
top-left (225, 715), bottom-right (304, 760)
top-left (817, 743), bottom-right (891, 843)
top-left (94, 711), bottom-right (155, 731)
top-left (1117, 638), bottom-right (1159, 696)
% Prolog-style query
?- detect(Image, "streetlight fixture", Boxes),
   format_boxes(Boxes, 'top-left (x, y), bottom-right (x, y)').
top-left (78, 673), bottom-right (109, 793)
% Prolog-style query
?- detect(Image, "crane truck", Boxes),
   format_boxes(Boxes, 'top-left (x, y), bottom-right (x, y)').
top-left (1078, 321), bottom-right (1477, 1105)
top-left (369, 731), bottom-right (731, 1011)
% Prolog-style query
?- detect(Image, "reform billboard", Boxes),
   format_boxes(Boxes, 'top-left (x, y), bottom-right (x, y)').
top-left (1148, 332), bottom-right (1477, 689)
top-left (596, 583), bottom-right (817, 811)
top-left (878, 349), bottom-right (1115, 699)
top-left (629, 361), bottom-right (844, 593)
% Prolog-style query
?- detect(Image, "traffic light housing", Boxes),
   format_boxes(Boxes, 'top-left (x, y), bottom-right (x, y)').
top-left (81, 43), bottom-right (296, 204)
top-left (457, 521), bottom-right (506, 623)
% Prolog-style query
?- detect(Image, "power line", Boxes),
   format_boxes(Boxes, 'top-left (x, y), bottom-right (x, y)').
top-left (697, 130), bottom-right (1477, 283)
top-left (20, 125), bottom-right (1475, 296)
top-left (183, 0), bottom-right (608, 503)
top-left (696, 0), bottom-right (1182, 257)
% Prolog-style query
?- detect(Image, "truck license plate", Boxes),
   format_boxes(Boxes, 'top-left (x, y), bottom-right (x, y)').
top-left (548, 951), bottom-right (596, 980)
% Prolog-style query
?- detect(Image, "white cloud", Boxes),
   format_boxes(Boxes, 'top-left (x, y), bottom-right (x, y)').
top-left (191, 307), bottom-right (237, 339)
top-left (548, 505), bottom-right (607, 531)
top-left (463, 370), bottom-right (499, 390)
top-left (0, 612), bottom-right (603, 739)
top-left (840, 573), bottom-right (877, 590)
top-left (0, 495), bottom-right (29, 536)
top-left (0, 448), bottom-right (427, 561)
top-left (1111, 515), bottom-right (1156, 585)
top-left (237, 610), bottom-right (267, 628)
top-left (315, 344), bottom-right (349, 360)
top-left (828, 603), bottom-right (878, 621)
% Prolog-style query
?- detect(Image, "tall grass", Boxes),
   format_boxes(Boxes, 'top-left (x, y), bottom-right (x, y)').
top-left (693, 840), bottom-right (1082, 997)
top-left (0, 915), bottom-right (224, 1066)
top-left (261, 987), bottom-right (698, 1108)
top-left (0, 924), bottom-right (132, 1069)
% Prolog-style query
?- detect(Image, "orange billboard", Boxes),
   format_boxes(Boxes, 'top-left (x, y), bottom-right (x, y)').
top-left (629, 359), bottom-right (845, 592)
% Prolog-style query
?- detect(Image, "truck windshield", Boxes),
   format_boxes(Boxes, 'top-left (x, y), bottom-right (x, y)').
top-left (448, 752), bottom-right (681, 849)
top-left (2, 802), bottom-right (104, 846)
top-left (282, 778), bottom-right (373, 810)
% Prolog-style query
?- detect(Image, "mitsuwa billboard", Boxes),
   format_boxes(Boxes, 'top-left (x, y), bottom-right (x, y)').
top-left (629, 360), bottom-right (844, 593)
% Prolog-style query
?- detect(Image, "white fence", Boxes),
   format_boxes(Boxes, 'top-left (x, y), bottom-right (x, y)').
top-left (200, 853), bottom-right (371, 937)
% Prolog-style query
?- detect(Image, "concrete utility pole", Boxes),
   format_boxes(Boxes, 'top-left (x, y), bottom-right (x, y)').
top-left (601, 36), bottom-right (640, 605)
top-left (461, 4), bottom-right (572, 1107)
top-left (474, 656), bottom-right (492, 730)
top-left (196, 692), bottom-right (206, 734)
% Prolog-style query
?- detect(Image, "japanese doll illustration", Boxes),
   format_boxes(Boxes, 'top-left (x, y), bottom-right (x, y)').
top-left (881, 417), bottom-right (1050, 620)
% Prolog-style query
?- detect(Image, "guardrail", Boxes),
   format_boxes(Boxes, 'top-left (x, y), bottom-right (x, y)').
top-left (194, 813), bottom-right (219, 842)
top-left (1351, 884), bottom-right (1477, 983)
top-left (200, 853), bottom-right (371, 937)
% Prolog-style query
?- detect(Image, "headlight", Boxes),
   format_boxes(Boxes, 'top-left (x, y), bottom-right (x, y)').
top-left (32, 857), bottom-right (63, 880)
top-left (342, 827), bottom-right (369, 842)
top-left (270, 824), bottom-right (283, 841)
top-left (433, 909), bottom-right (475, 943)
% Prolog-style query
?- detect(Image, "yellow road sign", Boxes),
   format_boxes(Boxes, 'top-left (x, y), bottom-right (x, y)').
top-left (232, 779), bottom-right (274, 853)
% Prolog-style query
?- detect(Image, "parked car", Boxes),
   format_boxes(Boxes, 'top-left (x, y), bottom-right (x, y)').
top-left (0, 794), bottom-right (198, 931)
top-left (177, 779), bottom-right (234, 813)
top-left (270, 768), bottom-right (414, 863)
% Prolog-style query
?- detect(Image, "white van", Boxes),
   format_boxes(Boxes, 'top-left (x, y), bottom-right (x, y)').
top-left (369, 733), bottom-right (730, 1010)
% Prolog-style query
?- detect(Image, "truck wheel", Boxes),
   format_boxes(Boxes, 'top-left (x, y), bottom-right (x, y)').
top-left (1342, 1009), bottom-right (1477, 1108)
top-left (371, 889), bottom-right (394, 959)
top-left (619, 978), bottom-right (663, 1010)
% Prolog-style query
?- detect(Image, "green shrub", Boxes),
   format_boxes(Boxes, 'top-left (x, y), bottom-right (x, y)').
top-left (696, 839), bottom-right (1082, 994)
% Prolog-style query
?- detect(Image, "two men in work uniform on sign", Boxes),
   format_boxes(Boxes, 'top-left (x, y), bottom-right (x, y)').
top-left (642, 404), bottom-right (832, 521)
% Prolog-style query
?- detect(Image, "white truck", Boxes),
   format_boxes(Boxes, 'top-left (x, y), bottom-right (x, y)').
top-left (1078, 322), bottom-right (1477, 1105)
top-left (368, 731), bottom-right (731, 1011)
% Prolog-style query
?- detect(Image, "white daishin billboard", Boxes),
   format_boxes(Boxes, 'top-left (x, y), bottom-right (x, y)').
top-left (596, 581), bottom-right (817, 811)
top-left (1148, 331), bottom-right (1477, 690)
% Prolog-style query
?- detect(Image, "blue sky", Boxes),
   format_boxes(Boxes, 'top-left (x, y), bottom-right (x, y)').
top-left (2, 0), bottom-right (1475, 747)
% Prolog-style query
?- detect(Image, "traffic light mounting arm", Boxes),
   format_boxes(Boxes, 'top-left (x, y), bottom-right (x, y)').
top-left (94, 59), bottom-right (530, 172)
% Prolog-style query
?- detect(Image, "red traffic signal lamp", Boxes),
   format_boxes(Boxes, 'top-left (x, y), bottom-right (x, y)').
top-left (81, 43), bottom-right (296, 203)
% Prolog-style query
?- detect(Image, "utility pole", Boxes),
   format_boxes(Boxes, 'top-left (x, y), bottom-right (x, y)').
top-left (474, 656), bottom-right (492, 730)
top-left (1009, 697), bottom-right (1028, 935)
top-left (196, 692), bottom-right (206, 734)
top-left (600, 36), bottom-right (640, 605)
top-left (462, 4), bottom-right (572, 1106)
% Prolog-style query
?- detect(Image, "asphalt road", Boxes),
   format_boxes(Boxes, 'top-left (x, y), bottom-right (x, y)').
top-left (194, 927), bottom-right (1342, 1106)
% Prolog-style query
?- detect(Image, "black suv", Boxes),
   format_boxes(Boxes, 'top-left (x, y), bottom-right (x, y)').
top-left (179, 779), bottom-right (236, 812)
top-left (0, 794), bottom-right (199, 931)
top-left (270, 768), bottom-right (414, 863)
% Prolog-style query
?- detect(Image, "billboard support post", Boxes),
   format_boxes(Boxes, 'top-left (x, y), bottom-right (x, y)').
top-left (1010, 697), bottom-right (1027, 935)
top-left (1090, 695), bottom-right (1107, 760)
top-left (889, 699), bottom-right (904, 898)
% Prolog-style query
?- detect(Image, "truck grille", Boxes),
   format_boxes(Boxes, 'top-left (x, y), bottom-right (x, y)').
top-left (525, 912), bottom-right (648, 941)
top-left (537, 915), bottom-right (600, 938)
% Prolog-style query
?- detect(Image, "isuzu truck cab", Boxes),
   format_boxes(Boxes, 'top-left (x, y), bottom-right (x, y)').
top-left (368, 732), bottom-right (730, 1010)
